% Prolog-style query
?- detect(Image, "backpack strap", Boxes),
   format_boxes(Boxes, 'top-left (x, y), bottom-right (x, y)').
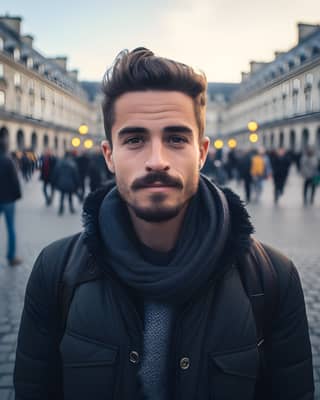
top-left (57, 233), bottom-right (103, 340)
top-left (238, 238), bottom-right (279, 345)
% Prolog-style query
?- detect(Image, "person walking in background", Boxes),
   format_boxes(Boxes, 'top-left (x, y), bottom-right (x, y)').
top-left (39, 148), bottom-right (56, 206)
top-left (238, 149), bottom-right (253, 203)
top-left (269, 147), bottom-right (291, 204)
top-left (250, 148), bottom-right (265, 202)
top-left (52, 151), bottom-right (80, 215)
top-left (0, 140), bottom-right (22, 266)
top-left (300, 146), bottom-right (319, 205)
top-left (75, 151), bottom-right (89, 201)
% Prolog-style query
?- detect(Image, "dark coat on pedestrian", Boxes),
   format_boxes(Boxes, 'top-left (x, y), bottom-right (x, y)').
top-left (14, 183), bottom-right (313, 400)
top-left (39, 154), bottom-right (56, 183)
top-left (52, 157), bottom-right (80, 193)
top-left (0, 152), bottom-right (22, 203)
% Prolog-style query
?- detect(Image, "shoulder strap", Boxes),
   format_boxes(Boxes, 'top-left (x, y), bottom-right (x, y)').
top-left (57, 233), bottom-right (102, 339)
top-left (238, 238), bottom-right (279, 344)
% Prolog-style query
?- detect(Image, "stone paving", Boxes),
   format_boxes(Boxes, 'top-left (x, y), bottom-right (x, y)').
top-left (0, 170), bottom-right (319, 399)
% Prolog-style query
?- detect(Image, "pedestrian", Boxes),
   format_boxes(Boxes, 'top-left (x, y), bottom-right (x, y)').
top-left (300, 146), bottom-right (319, 205)
top-left (270, 147), bottom-right (291, 204)
top-left (14, 48), bottom-right (313, 399)
top-left (250, 148), bottom-right (265, 202)
top-left (238, 149), bottom-right (253, 203)
top-left (0, 140), bottom-right (22, 266)
top-left (39, 148), bottom-right (56, 206)
top-left (52, 151), bottom-right (80, 215)
top-left (75, 151), bottom-right (89, 201)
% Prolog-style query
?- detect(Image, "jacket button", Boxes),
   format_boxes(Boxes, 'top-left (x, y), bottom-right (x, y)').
top-left (180, 357), bottom-right (190, 370)
top-left (129, 351), bottom-right (140, 364)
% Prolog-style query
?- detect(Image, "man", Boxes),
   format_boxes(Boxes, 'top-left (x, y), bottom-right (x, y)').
top-left (14, 48), bottom-right (313, 399)
top-left (0, 140), bottom-right (22, 266)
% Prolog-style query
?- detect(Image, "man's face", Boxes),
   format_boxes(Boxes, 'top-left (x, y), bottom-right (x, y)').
top-left (102, 91), bottom-right (209, 223)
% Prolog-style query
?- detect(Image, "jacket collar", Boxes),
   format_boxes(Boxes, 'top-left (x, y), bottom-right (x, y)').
top-left (82, 179), bottom-right (254, 263)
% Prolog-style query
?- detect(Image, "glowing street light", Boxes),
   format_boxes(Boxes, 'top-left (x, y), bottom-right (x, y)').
top-left (72, 137), bottom-right (81, 147)
top-left (228, 139), bottom-right (237, 148)
top-left (84, 139), bottom-right (94, 149)
top-left (248, 121), bottom-right (258, 132)
top-left (78, 124), bottom-right (89, 135)
top-left (249, 133), bottom-right (259, 143)
top-left (214, 139), bottom-right (224, 149)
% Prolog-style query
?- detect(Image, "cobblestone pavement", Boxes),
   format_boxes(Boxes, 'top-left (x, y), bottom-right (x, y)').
top-left (0, 170), bottom-right (319, 399)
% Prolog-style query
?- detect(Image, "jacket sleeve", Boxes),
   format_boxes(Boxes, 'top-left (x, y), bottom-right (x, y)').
top-left (266, 253), bottom-right (314, 399)
top-left (14, 248), bottom-right (64, 399)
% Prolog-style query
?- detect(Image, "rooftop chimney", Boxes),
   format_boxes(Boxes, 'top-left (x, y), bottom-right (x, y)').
top-left (48, 56), bottom-right (68, 70)
top-left (250, 61), bottom-right (268, 74)
top-left (298, 23), bottom-right (320, 43)
top-left (21, 35), bottom-right (34, 48)
top-left (0, 15), bottom-right (22, 36)
top-left (68, 69), bottom-right (78, 81)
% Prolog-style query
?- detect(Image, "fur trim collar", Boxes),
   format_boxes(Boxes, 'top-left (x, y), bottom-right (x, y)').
top-left (82, 180), bottom-right (254, 262)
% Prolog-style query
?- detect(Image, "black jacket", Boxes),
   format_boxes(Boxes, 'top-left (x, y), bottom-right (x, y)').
top-left (0, 153), bottom-right (21, 203)
top-left (14, 185), bottom-right (314, 400)
top-left (52, 158), bottom-right (80, 193)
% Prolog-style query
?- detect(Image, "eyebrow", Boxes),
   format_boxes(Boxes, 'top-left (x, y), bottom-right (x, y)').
top-left (117, 125), bottom-right (193, 137)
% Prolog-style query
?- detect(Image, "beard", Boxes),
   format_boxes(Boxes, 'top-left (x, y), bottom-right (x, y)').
top-left (126, 192), bottom-right (188, 223)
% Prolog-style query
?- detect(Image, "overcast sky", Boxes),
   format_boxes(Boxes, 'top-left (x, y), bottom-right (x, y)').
top-left (1, 0), bottom-right (320, 82)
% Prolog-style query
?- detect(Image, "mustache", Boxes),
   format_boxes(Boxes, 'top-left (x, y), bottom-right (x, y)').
top-left (131, 172), bottom-right (183, 191)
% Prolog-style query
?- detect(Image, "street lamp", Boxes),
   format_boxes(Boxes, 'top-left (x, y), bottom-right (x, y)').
top-left (248, 121), bottom-right (258, 132)
top-left (71, 137), bottom-right (81, 148)
top-left (78, 124), bottom-right (89, 135)
top-left (84, 139), bottom-right (94, 149)
top-left (249, 133), bottom-right (259, 143)
top-left (214, 139), bottom-right (224, 150)
top-left (228, 139), bottom-right (237, 149)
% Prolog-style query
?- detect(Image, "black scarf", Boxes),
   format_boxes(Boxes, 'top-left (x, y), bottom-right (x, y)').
top-left (98, 175), bottom-right (230, 304)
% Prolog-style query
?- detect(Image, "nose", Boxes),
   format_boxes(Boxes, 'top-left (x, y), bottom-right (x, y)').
top-left (145, 141), bottom-right (170, 172)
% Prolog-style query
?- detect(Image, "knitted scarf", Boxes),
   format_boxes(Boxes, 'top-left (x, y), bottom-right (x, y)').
top-left (98, 175), bottom-right (230, 305)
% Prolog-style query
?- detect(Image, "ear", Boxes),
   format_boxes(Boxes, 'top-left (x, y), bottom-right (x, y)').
top-left (199, 136), bottom-right (210, 169)
top-left (101, 140), bottom-right (115, 173)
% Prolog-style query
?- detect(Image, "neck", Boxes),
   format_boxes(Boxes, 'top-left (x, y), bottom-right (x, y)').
top-left (128, 205), bottom-right (188, 252)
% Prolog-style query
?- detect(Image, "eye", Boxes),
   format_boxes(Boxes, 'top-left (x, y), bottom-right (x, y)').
top-left (168, 135), bottom-right (188, 145)
top-left (124, 136), bottom-right (145, 146)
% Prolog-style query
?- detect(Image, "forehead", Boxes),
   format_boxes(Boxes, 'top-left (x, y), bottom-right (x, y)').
top-left (112, 91), bottom-right (197, 134)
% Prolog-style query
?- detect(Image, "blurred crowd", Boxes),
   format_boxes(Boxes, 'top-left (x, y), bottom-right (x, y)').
top-left (202, 146), bottom-right (320, 206)
top-left (9, 148), bottom-right (114, 215)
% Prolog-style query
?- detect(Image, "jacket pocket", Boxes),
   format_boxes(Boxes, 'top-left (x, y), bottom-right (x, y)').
top-left (209, 345), bottom-right (258, 400)
top-left (60, 331), bottom-right (118, 400)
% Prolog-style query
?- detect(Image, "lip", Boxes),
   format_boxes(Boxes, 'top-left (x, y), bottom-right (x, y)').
top-left (141, 185), bottom-right (177, 191)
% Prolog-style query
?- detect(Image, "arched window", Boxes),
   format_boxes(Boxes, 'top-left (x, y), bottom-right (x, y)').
top-left (31, 132), bottom-right (38, 151)
top-left (316, 128), bottom-right (320, 151)
top-left (289, 130), bottom-right (296, 151)
top-left (0, 126), bottom-right (9, 143)
top-left (0, 90), bottom-right (5, 107)
top-left (270, 132), bottom-right (275, 148)
top-left (43, 134), bottom-right (49, 149)
top-left (17, 130), bottom-right (25, 151)
top-left (0, 37), bottom-right (4, 51)
top-left (54, 136), bottom-right (58, 150)
top-left (302, 129), bottom-right (309, 150)
top-left (279, 132), bottom-right (284, 148)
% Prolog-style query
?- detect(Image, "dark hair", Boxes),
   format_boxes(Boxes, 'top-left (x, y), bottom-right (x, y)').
top-left (101, 47), bottom-right (207, 144)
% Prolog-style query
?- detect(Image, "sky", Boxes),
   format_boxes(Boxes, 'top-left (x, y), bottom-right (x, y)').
top-left (1, 0), bottom-right (320, 83)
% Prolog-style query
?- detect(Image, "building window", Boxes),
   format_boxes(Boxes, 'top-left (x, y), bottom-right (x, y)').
top-left (13, 48), bottom-right (20, 61)
top-left (28, 79), bottom-right (35, 93)
top-left (0, 91), bottom-right (5, 107)
top-left (27, 57), bottom-right (34, 69)
top-left (0, 37), bottom-right (4, 51)
top-left (14, 73), bottom-right (21, 87)
top-left (305, 91), bottom-right (312, 113)
top-left (0, 64), bottom-right (3, 79)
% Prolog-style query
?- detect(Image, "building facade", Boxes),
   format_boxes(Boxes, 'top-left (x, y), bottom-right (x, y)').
top-left (207, 23), bottom-right (320, 152)
top-left (0, 15), bottom-right (104, 155)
